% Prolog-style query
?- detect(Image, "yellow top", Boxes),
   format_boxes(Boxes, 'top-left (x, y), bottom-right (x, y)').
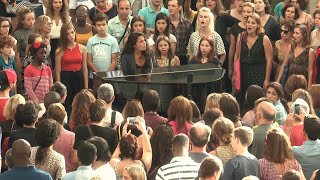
top-left (185, 10), bottom-right (197, 23)
top-left (76, 30), bottom-right (94, 45)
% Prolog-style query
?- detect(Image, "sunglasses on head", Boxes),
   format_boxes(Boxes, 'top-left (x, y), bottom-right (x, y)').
top-left (280, 29), bottom-right (289, 34)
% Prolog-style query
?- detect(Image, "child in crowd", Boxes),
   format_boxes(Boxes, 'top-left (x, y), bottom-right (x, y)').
top-left (24, 42), bottom-right (53, 102)
top-left (150, 13), bottom-right (177, 54)
top-left (155, 37), bottom-right (180, 67)
top-left (86, 13), bottom-right (119, 88)
top-left (189, 37), bottom-right (220, 66)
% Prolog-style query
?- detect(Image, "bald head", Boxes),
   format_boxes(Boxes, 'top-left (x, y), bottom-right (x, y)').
top-left (257, 101), bottom-right (276, 122)
top-left (190, 122), bottom-right (211, 147)
top-left (12, 139), bottom-right (31, 166)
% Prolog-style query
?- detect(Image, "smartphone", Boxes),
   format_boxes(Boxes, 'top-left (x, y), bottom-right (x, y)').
top-left (294, 104), bottom-right (300, 115)
top-left (127, 117), bottom-right (138, 124)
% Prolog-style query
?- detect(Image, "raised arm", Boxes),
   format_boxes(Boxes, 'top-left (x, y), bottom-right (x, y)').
top-left (184, 0), bottom-right (193, 20)
top-left (136, 117), bottom-right (152, 172)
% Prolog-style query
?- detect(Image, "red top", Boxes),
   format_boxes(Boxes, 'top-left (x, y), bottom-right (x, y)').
top-left (282, 124), bottom-right (306, 146)
top-left (0, 98), bottom-right (9, 122)
top-left (61, 43), bottom-right (82, 71)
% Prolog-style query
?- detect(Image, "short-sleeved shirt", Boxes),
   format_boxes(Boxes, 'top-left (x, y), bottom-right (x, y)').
top-left (0, 166), bottom-right (53, 180)
top-left (274, 2), bottom-right (283, 22)
top-left (282, 124), bottom-right (306, 146)
top-left (221, 154), bottom-right (260, 180)
top-left (86, 34), bottom-right (120, 78)
top-left (249, 124), bottom-right (274, 160)
top-left (138, 6), bottom-right (169, 29)
top-left (188, 31), bottom-right (226, 56)
top-left (101, 108), bottom-right (124, 127)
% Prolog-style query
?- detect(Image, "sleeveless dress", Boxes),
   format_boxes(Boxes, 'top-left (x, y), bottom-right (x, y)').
top-left (275, 40), bottom-right (286, 80)
top-left (240, 34), bottom-right (266, 99)
top-left (76, 29), bottom-right (94, 45)
top-left (287, 46), bottom-right (310, 79)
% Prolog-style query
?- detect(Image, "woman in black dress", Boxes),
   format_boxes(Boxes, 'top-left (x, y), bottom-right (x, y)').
top-left (232, 13), bottom-right (273, 105)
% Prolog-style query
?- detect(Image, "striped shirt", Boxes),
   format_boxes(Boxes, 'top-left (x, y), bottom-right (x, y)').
top-left (156, 156), bottom-right (200, 180)
top-left (24, 64), bottom-right (53, 102)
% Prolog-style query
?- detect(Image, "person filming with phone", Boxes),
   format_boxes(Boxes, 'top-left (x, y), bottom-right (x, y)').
top-left (283, 98), bottom-right (310, 146)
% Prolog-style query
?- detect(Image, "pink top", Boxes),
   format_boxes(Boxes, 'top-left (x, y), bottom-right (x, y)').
top-left (282, 124), bottom-right (306, 146)
top-left (168, 120), bottom-right (193, 138)
top-left (0, 98), bottom-right (9, 123)
top-left (259, 158), bottom-right (302, 180)
top-left (53, 128), bottom-right (75, 173)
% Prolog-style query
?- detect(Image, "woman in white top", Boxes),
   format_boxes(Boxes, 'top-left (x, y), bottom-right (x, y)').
top-left (188, 7), bottom-right (226, 64)
top-left (46, 0), bottom-right (70, 69)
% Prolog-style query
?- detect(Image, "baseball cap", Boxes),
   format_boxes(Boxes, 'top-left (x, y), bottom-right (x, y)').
top-left (0, 69), bottom-right (17, 91)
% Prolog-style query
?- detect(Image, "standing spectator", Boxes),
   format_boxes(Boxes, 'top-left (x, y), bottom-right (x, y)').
top-left (259, 128), bottom-right (305, 180)
top-left (8, 101), bottom-right (41, 148)
top-left (87, 13), bottom-right (119, 87)
top-left (188, 7), bottom-right (226, 64)
top-left (284, 75), bottom-right (307, 103)
top-left (88, 0), bottom-right (118, 23)
top-left (274, 0), bottom-right (291, 22)
top-left (30, 119), bottom-right (66, 180)
top-left (249, 101), bottom-right (276, 160)
top-left (189, 122), bottom-right (214, 163)
top-left (142, 90), bottom-right (167, 131)
top-left (156, 134), bottom-right (200, 180)
top-left (50, 81), bottom-right (67, 104)
top-left (221, 126), bottom-right (260, 180)
top-left (266, 82), bottom-right (288, 125)
top-left (291, 89), bottom-right (316, 116)
top-left (0, 35), bottom-right (18, 76)
top-left (310, 85), bottom-right (320, 117)
top-left (107, 0), bottom-right (132, 67)
top-left (24, 42), bottom-right (53, 102)
top-left (69, 89), bottom-right (95, 132)
top-left (168, 0), bottom-right (192, 65)
top-left (232, 13), bottom-right (272, 103)
top-left (219, 93), bottom-right (242, 127)
top-left (155, 37), bottom-right (180, 67)
top-left (73, 5), bottom-right (94, 46)
top-left (291, 0), bottom-right (312, 30)
top-left (46, 0), bottom-right (70, 69)
top-left (311, 9), bottom-right (320, 51)
top-left (210, 117), bottom-right (236, 166)
top-left (13, 6), bottom-right (35, 64)
top-left (87, 137), bottom-right (116, 180)
top-left (138, 0), bottom-right (169, 30)
top-left (48, 103), bottom-right (75, 173)
top-left (189, 37), bottom-right (220, 65)
top-left (167, 96), bottom-right (193, 138)
top-left (230, 0), bottom-right (248, 21)
top-left (55, 23), bottom-right (88, 115)
top-left (0, 139), bottom-right (53, 180)
top-left (62, 141), bottom-right (98, 180)
top-left (97, 83), bottom-right (123, 127)
top-left (123, 165), bottom-right (147, 180)
top-left (253, 0), bottom-right (277, 37)
top-left (40, 91), bottom-right (61, 120)
top-left (69, 0), bottom-right (94, 21)
top-left (292, 116), bottom-right (320, 180)
top-left (148, 124), bottom-right (174, 179)
top-left (204, 93), bottom-right (221, 112)
top-left (0, 69), bottom-right (17, 122)
top-left (277, 24), bottom-right (315, 90)
top-left (73, 99), bottom-right (118, 154)
top-left (184, 0), bottom-right (203, 23)
top-left (196, 157), bottom-right (223, 180)
top-left (34, 0), bottom-right (49, 18)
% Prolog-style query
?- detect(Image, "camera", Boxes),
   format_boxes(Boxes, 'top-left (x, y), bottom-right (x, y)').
top-left (294, 104), bottom-right (300, 115)
top-left (127, 117), bottom-right (139, 124)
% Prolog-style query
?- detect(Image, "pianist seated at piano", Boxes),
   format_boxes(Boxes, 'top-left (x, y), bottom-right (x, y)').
top-left (121, 32), bottom-right (154, 75)
top-left (188, 37), bottom-right (221, 67)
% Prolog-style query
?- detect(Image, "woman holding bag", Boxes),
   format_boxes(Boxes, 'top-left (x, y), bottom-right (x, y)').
top-left (232, 13), bottom-right (272, 105)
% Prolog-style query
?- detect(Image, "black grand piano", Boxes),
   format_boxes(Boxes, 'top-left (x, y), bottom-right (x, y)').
top-left (93, 64), bottom-right (225, 114)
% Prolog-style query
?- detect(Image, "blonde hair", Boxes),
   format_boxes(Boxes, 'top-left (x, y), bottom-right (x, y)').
top-left (3, 94), bottom-right (26, 121)
top-left (33, 15), bottom-right (51, 34)
top-left (204, 93), bottom-right (222, 112)
top-left (196, 7), bottom-right (215, 34)
top-left (124, 165), bottom-right (147, 180)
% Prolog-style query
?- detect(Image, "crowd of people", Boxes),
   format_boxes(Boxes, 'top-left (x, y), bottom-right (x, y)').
top-left (0, 0), bottom-right (320, 179)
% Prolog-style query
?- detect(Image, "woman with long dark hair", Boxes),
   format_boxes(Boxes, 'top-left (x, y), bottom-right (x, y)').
top-left (121, 32), bottom-right (154, 75)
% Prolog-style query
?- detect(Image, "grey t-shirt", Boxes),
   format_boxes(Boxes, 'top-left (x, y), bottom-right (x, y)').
top-left (249, 124), bottom-right (274, 159)
top-left (221, 154), bottom-right (260, 180)
top-left (188, 152), bottom-right (215, 164)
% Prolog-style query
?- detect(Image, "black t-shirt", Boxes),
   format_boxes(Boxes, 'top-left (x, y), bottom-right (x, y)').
top-left (74, 125), bottom-right (118, 154)
top-left (8, 127), bottom-right (37, 149)
top-left (88, 4), bottom-right (118, 22)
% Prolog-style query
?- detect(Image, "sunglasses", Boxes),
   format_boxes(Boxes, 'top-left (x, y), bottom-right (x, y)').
top-left (280, 29), bottom-right (289, 34)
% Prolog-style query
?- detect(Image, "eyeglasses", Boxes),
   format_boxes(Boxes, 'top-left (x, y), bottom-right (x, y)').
top-left (0, 25), bottom-right (10, 28)
top-left (280, 29), bottom-right (289, 34)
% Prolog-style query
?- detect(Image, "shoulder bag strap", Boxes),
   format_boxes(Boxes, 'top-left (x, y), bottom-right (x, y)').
top-left (110, 111), bottom-right (116, 127)
top-left (33, 65), bottom-right (44, 92)
top-left (87, 125), bottom-right (94, 137)
top-left (118, 20), bottom-right (130, 44)
top-left (238, 32), bottom-right (244, 58)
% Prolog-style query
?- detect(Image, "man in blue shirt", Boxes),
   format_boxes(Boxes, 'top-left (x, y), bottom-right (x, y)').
top-left (0, 139), bottom-right (53, 180)
top-left (138, 0), bottom-right (169, 30)
top-left (62, 141), bottom-right (98, 180)
top-left (292, 116), bottom-right (320, 180)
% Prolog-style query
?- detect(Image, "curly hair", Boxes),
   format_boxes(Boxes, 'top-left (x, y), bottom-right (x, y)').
top-left (150, 124), bottom-right (174, 166)
top-left (212, 117), bottom-right (234, 144)
top-left (50, 81), bottom-right (67, 98)
top-left (35, 119), bottom-right (61, 165)
top-left (14, 6), bottom-right (34, 33)
top-left (29, 42), bottom-right (47, 57)
top-left (119, 134), bottom-right (138, 160)
top-left (32, 15), bottom-right (51, 34)
top-left (70, 89), bottom-right (96, 132)
top-left (281, 3), bottom-right (300, 20)
top-left (0, 35), bottom-right (15, 48)
top-left (46, 0), bottom-right (70, 24)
